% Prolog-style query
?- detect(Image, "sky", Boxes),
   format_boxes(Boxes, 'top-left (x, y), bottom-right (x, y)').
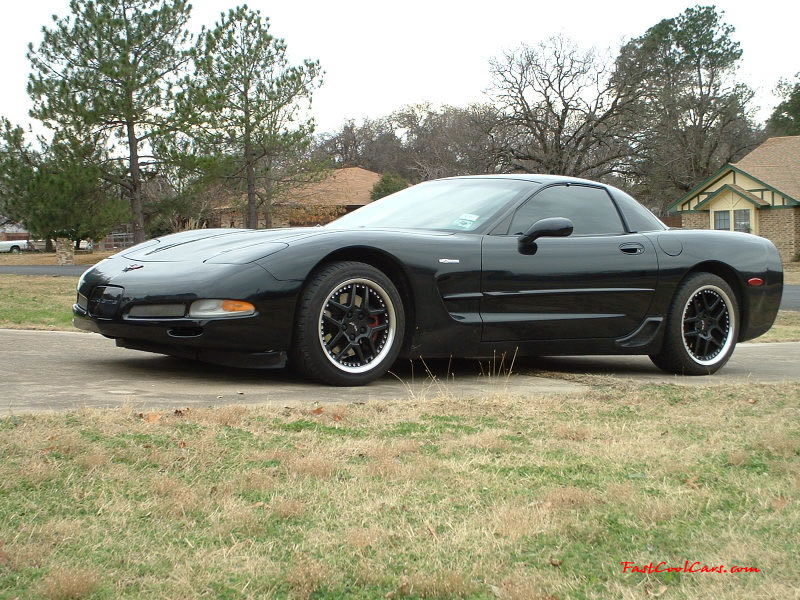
top-left (1, 0), bottom-right (798, 135)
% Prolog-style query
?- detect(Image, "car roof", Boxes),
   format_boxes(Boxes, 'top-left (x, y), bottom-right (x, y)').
top-left (439, 174), bottom-right (605, 186)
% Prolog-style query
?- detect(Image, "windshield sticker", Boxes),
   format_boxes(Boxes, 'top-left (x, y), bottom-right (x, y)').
top-left (452, 213), bottom-right (481, 230)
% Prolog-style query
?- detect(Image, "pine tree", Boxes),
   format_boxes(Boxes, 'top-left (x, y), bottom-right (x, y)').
top-left (0, 120), bottom-right (128, 243)
top-left (27, 0), bottom-right (193, 243)
top-left (184, 5), bottom-right (322, 228)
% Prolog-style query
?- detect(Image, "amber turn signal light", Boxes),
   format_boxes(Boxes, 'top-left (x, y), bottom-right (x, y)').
top-left (221, 300), bottom-right (255, 312)
top-left (189, 299), bottom-right (255, 318)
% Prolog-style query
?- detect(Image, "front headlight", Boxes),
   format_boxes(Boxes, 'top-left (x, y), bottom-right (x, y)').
top-left (188, 299), bottom-right (256, 318)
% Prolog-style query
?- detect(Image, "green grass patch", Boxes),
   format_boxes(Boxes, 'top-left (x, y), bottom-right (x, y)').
top-left (0, 274), bottom-right (78, 330)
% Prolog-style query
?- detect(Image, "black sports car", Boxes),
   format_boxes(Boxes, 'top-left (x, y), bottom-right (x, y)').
top-left (74, 175), bottom-right (783, 385)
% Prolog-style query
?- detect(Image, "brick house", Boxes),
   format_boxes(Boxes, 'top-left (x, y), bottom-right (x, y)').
top-left (668, 136), bottom-right (800, 262)
top-left (0, 222), bottom-right (30, 242)
top-left (211, 166), bottom-right (381, 229)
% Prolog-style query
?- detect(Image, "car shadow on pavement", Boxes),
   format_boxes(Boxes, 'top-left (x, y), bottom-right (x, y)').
top-left (90, 353), bottom-right (537, 385)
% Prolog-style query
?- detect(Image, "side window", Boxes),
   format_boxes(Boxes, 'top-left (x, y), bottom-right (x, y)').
top-left (510, 185), bottom-right (625, 236)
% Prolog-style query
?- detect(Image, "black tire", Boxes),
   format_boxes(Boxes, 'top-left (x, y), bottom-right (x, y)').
top-left (290, 261), bottom-right (405, 386)
top-left (650, 272), bottom-right (738, 375)
top-left (10, 246), bottom-right (20, 254)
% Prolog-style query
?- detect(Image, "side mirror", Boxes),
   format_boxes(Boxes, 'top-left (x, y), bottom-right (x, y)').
top-left (518, 217), bottom-right (574, 248)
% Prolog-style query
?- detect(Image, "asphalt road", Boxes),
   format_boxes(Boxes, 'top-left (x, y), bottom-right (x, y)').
top-left (1, 329), bottom-right (798, 415)
top-left (1, 264), bottom-right (799, 311)
top-left (782, 284), bottom-right (800, 311)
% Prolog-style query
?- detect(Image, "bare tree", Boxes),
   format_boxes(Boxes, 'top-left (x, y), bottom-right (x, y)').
top-left (316, 104), bottom-right (503, 182)
top-left (489, 36), bottom-right (643, 179)
top-left (390, 104), bottom-right (503, 180)
top-left (315, 118), bottom-right (409, 178)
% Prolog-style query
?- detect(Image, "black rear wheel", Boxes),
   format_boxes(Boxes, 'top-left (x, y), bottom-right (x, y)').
top-left (650, 272), bottom-right (738, 375)
top-left (291, 261), bottom-right (405, 386)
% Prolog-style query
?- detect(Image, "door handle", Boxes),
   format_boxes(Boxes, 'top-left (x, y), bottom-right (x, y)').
top-left (619, 242), bottom-right (645, 255)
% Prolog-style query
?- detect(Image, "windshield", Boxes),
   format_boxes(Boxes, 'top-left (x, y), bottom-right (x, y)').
top-left (327, 178), bottom-right (538, 232)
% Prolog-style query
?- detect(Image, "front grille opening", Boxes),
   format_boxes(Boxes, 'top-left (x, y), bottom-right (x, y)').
top-left (126, 303), bottom-right (186, 319)
top-left (168, 326), bottom-right (204, 338)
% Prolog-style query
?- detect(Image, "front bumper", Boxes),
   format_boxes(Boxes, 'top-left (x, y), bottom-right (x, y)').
top-left (73, 259), bottom-right (301, 367)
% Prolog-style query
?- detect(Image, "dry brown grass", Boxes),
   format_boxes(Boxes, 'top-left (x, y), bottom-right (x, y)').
top-left (37, 567), bottom-right (100, 600)
top-left (754, 310), bottom-right (800, 343)
top-left (1, 381), bottom-right (798, 599)
top-left (403, 571), bottom-right (478, 599)
top-left (783, 261), bottom-right (800, 285)
top-left (0, 250), bottom-right (114, 266)
top-left (286, 453), bottom-right (339, 478)
top-left (272, 498), bottom-right (306, 519)
top-left (285, 557), bottom-right (330, 600)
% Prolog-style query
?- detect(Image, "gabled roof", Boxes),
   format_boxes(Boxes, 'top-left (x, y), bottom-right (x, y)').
top-left (213, 167), bottom-right (382, 211)
top-left (734, 136), bottom-right (800, 202)
top-left (284, 166), bottom-right (381, 207)
top-left (692, 183), bottom-right (770, 210)
top-left (669, 153), bottom-right (800, 212)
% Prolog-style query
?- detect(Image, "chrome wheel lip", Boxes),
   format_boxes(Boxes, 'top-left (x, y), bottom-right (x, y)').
top-left (681, 284), bottom-right (735, 366)
top-left (317, 277), bottom-right (396, 375)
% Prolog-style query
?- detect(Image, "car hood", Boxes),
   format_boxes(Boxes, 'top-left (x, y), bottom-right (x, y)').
top-left (116, 227), bottom-right (455, 264)
top-left (117, 228), bottom-right (322, 263)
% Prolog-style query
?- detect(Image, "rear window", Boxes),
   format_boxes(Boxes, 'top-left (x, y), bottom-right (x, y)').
top-left (611, 189), bottom-right (666, 232)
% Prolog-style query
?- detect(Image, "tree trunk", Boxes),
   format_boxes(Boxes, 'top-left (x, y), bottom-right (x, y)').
top-left (246, 156), bottom-right (257, 229)
top-left (244, 106), bottom-right (258, 229)
top-left (127, 120), bottom-right (145, 243)
top-left (263, 196), bottom-right (273, 229)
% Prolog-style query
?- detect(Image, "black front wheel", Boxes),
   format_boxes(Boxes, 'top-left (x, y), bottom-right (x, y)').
top-left (650, 272), bottom-right (738, 375)
top-left (290, 261), bottom-right (405, 386)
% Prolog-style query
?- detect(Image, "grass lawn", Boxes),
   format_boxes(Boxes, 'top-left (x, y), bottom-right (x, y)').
top-left (0, 251), bottom-right (114, 266)
top-left (783, 261), bottom-right (800, 285)
top-left (0, 381), bottom-right (798, 599)
top-left (752, 311), bottom-right (800, 343)
top-left (0, 275), bottom-right (79, 330)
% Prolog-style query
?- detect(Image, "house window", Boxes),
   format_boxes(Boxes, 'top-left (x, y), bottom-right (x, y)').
top-left (714, 210), bottom-right (730, 230)
top-left (733, 209), bottom-right (751, 233)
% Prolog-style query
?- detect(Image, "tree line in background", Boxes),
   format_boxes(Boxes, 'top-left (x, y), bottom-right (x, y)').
top-left (1, 1), bottom-right (799, 246)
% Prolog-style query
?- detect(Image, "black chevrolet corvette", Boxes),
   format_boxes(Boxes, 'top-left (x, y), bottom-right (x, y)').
top-left (74, 175), bottom-right (783, 385)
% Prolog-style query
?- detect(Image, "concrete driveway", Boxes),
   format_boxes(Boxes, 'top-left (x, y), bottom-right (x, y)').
top-left (1, 329), bottom-right (798, 416)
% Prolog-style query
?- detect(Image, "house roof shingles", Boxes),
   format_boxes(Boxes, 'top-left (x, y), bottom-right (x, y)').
top-left (728, 184), bottom-right (770, 206)
top-left (284, 167), bottom-right (380, 207)
top-left (733, 135), bottom-right (800, 202)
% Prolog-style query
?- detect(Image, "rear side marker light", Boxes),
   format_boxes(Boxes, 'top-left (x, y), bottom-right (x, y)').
top-left (188, 299), bottom-right (255, 318)
top-left (747, 278), bottom-right (764, 286)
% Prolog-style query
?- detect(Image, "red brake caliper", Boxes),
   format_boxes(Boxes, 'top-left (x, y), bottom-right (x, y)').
top-left (369, 315), bottom-right (380, 341)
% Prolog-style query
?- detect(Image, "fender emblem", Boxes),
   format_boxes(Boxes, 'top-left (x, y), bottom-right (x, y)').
top-left (123, 264), bottom-right (144, 272)
top-left (438, 258), bottom-right (460, 264)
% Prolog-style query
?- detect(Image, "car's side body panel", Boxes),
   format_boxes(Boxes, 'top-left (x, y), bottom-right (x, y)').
top-left (480, 233), bottom-right (660, 341)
